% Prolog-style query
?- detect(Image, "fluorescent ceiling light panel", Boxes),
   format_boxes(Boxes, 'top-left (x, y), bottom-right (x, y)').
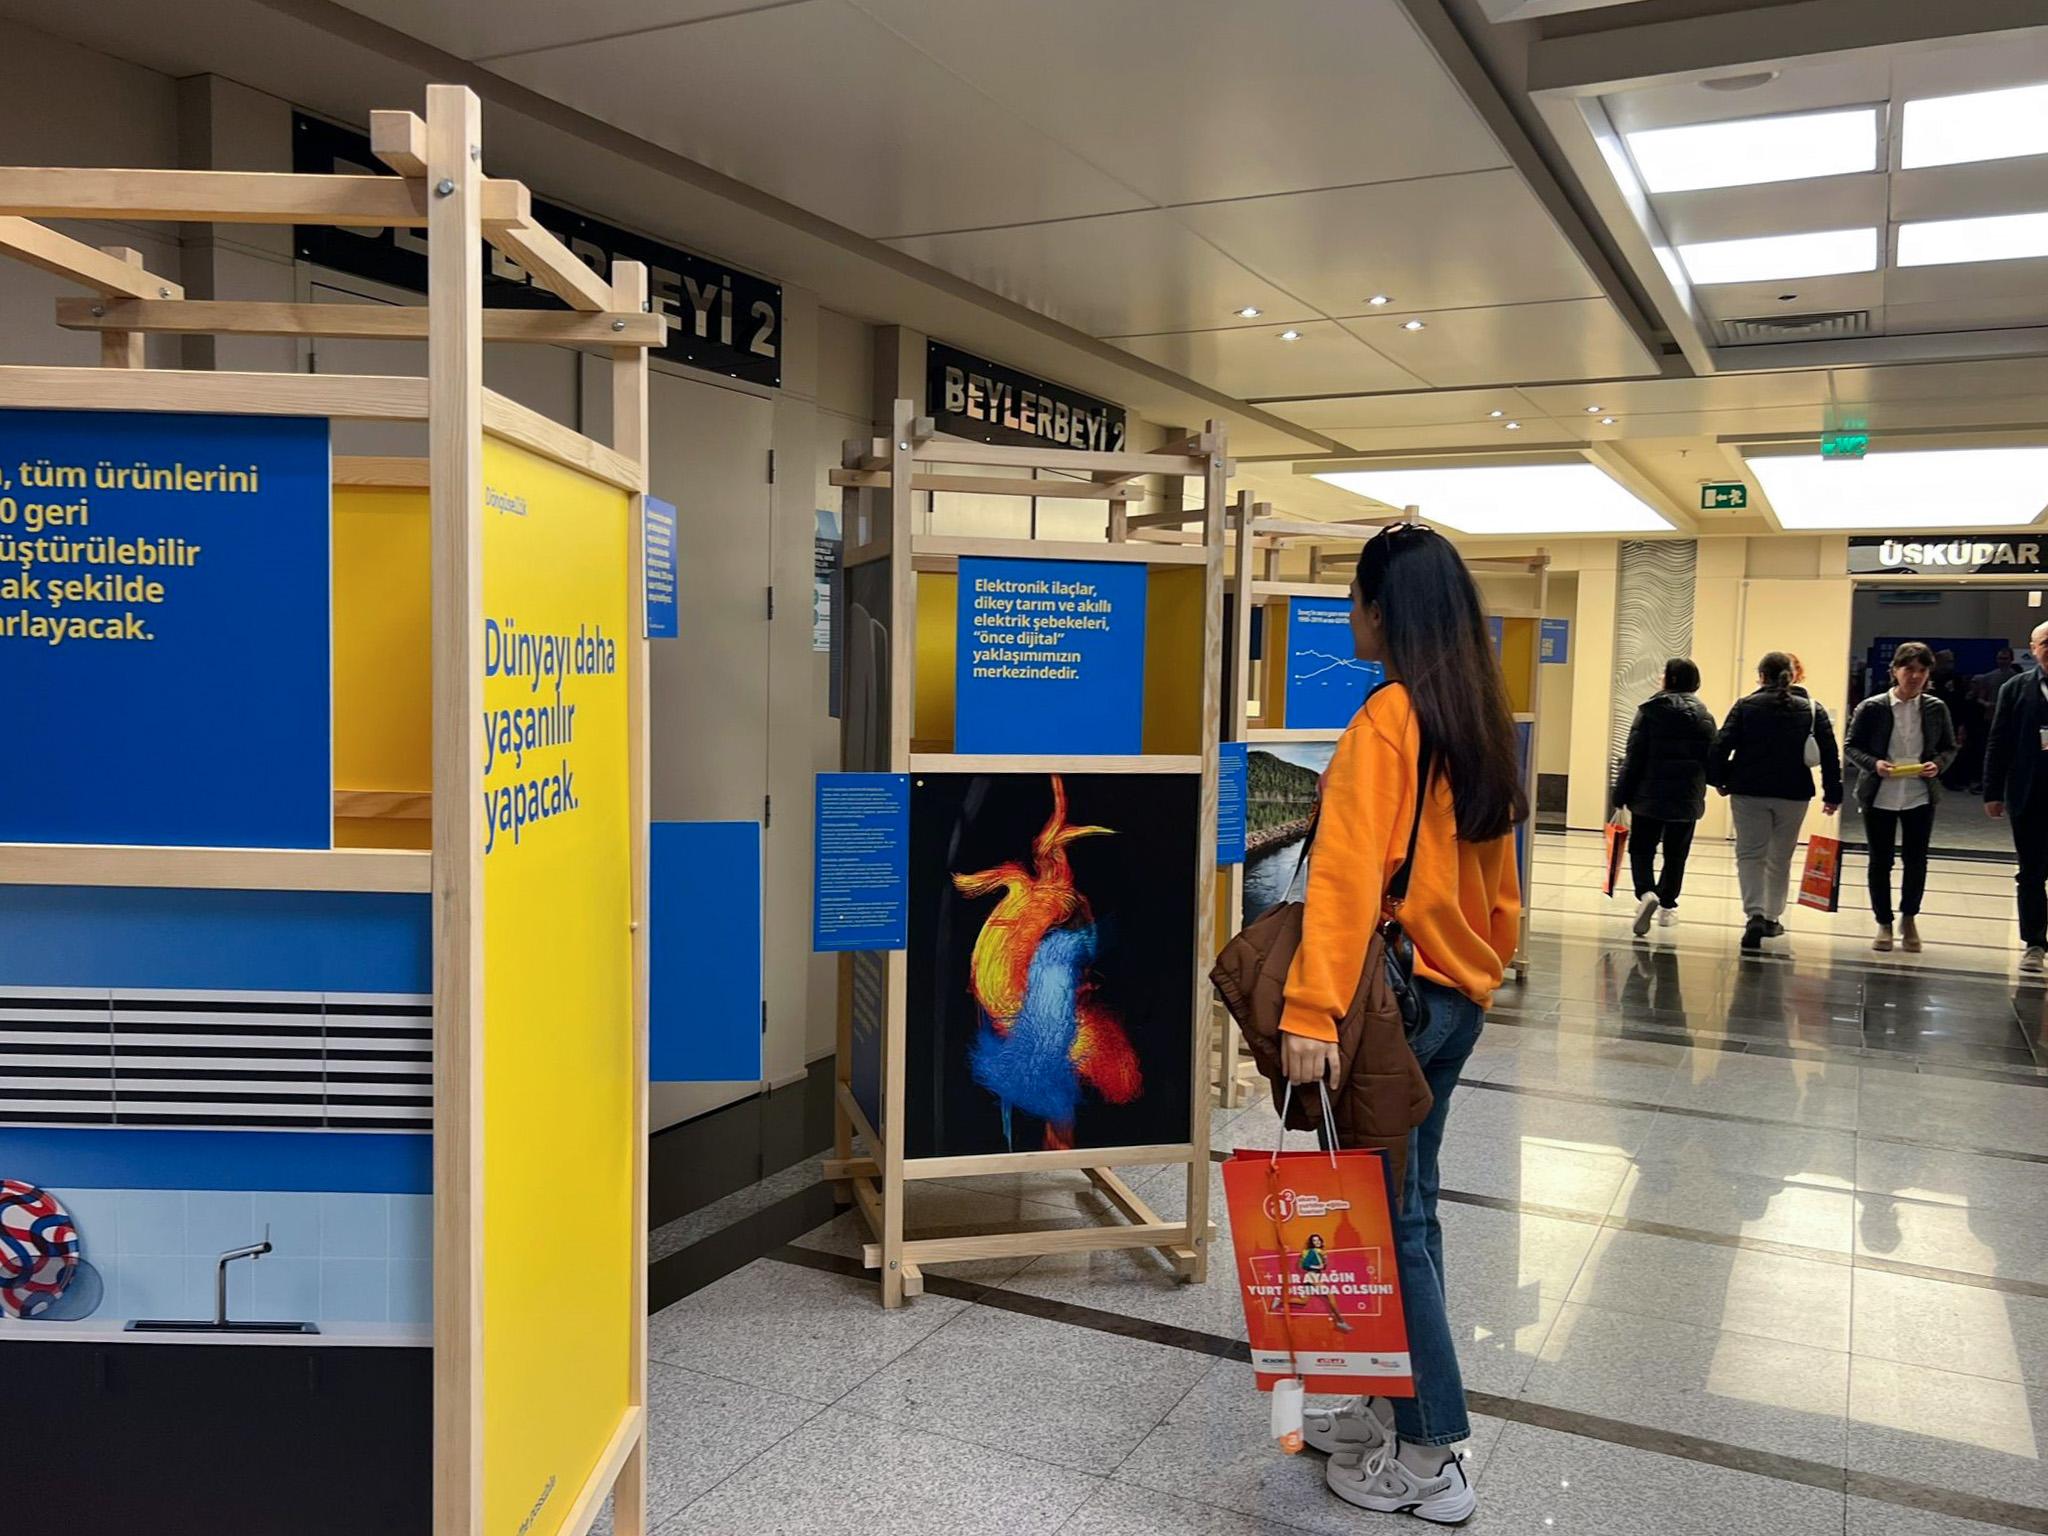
top-left (1902, 82), bottom-right (2048, 169)
top-left (1677, 227), bottom-right (1877, 285)
top-left (1625, 107), bottom-right (1877, 193)
top-left (1899, 211), bottom-right (2048, 267)
top-left (1746, 447), bottom-right (2048, 529)
top-left (1312, 462), bottom-right (1671, 536)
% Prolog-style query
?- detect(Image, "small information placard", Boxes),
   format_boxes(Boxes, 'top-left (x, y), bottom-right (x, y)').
top-left (813, 772), bottom-right (911, 951)
top-left (1540, 616), bottom-right (1570, 664)
top-left (1284, 596), bottom-right (1382, 730)
top-left (1218, 742), bottom-right (1248, 866)
top-left (955, 556), bottom-right (1147, 754)
top-left (643, 495), bottom-right (677, 639)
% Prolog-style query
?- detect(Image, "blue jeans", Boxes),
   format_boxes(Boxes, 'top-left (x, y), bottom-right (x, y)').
top-left (1386, 979), bottom-right (1483, 1446)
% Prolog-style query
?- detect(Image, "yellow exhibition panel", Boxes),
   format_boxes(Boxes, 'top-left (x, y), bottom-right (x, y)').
top-left (479, 437), bottom-right (636, 1536)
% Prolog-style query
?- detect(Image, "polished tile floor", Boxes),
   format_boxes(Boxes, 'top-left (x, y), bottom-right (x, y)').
top-left (618, 832), bottom-right (2047, 1535)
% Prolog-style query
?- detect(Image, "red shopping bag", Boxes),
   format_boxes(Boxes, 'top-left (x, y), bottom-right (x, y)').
top-left (1222, 1088), bottom-right (1413, 1397)
top-left (1798, 833), bottom-right (1843, 912)
top-left (1602, 819), bottom-right (1629, 897)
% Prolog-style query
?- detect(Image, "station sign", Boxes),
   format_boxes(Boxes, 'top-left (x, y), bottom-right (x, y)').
top-left (927, 340), bottom-right (1127, 452)
top-left (1849, 535), bottom-right (2046, 576)
top-left (292, 112), bottom-right (782, 386)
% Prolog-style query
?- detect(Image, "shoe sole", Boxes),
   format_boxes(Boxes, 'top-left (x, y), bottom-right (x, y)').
top-left (1632, 897), bottom-right (1658, 937)
top-left (1325, 1487), bottom-right (1477, 1526)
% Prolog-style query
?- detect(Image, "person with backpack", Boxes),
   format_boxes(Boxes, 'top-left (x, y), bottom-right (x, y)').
top-left (1843, 641), bottom-right (1957, 953)
top-left (1271, 523), bottom-right (1523, 1525)
top-left (1612, 658), bottom-right (1717, 936)
top-left (1710, 651), bottom-right (1843, 951)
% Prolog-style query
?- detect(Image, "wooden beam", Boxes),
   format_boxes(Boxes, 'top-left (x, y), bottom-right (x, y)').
top-left (482, 388), bottom-right (646, 493)
top-left (334, 455), bottom-right (431, 487)
top-left (426, 82), bottom-right (486, 1536)
top-left (0, 363), bottom-right (425, 418)
top-left (910, 534), bottom-right (1203, 566)
top-left (0, 844), bottom-right (427, 893)
top-left (97, 248), bottom-right (146, 368)
top-left (829, 468), bottom-right (1142, 500)
top-left (553, 1409), bottom-right (646, 1536)
top-left (0, 167), bottom-right (528, 226)
top-left (0, 217), bottom-right (181, 298)
top-left (484, 218), bottom-right (611, 313)
top-left (370, 110), bottom-right (428, 177)
top-left (56, 297), bottom-right (664, 348)
top-left (916, 437), bottom-right (1205, 478)
top-left (1251, 516), bottom-right (1397, 541)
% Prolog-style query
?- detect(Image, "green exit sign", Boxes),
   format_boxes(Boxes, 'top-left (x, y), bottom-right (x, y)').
top-left (1700, 481), bottom-right (1748, 511)
top-left (1821, 429), bottom-right (1870, 460)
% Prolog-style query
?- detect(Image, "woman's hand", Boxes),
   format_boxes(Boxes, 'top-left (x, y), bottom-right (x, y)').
top-left (1920, 762), bottom-right (1940, 779)
top-left (1282, 1032), bottom-right (1343, 1089)
top-left (1823, 801), bottom-right (1840, 816)
top-left (1876, 760), bottom-right (1894, 778)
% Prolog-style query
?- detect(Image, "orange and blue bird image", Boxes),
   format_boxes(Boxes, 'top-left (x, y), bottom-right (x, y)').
top-left (950, 775), bottom-right (1145, 1150)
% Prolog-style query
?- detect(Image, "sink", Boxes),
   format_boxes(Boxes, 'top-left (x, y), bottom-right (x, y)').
top-left (126, 1319), bottom-right (320, 1334)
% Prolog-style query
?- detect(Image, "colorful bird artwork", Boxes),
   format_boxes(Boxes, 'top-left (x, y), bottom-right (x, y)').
top-left (951, 775), bottom-right (1143, 1150)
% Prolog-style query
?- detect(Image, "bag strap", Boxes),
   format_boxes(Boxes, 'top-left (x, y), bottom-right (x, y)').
top-left (1384, 743), bottom-right (1431, 914)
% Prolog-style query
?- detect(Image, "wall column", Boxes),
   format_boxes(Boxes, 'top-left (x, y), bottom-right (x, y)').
top-left (1692, 539), bottom-right (1747, 841)
top-left (1565, 542), bottom-right (1619, 831)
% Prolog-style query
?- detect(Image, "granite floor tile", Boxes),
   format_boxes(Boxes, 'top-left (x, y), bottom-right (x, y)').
top-left (1568, 1225), bottom-right (1853, 1352)
top-left (1846, 1493), bottom-right (2042, 1536)
top-left (1443, 1076), bottom-right (1663, 1157)
top-left (646, 1258), bottom-right (964, 1403)
top-left (1610, 1160), bottom-right (1857, 1254)
top-left (1847, 1356), bottom-right (2048, 1509)
top-left (1474, 1421), bottom-right (1845, 1536)
top-left (1854, 1137), bottom-right (2046, 1216)
top-left (1857, 1071), bottom-right (2048, 1157)
top-left (649, 1156), bottom-right (826, 1262)
top-left (591, 1361), bottom-right (821, 1535)
top-left (1853, 1193), bottom-right (2048, 1284)
top-left (1523, 1301), bottom-right (1850, 1466)
top-left (792, 1183), bottom-right (1107, 1286)
top-left (1052, 1480), bottom-right (1317, 1536)
top-left (837, 1304), bottom-right (1213, 1473)
top-left (1437, 1196), bottom-right (1601, 1319)
top-left (1634, 1112), bottom-right (1858, 1188)
top-left (1662, 1051), bottom-right (1861, 1131)
top-left (1853, 1267), bottom-right (2048, 1388)
top-left (1479, 1033), bottom-right (1688, 1104)
top-left (658, 1408), bottom-right (1098, 1536)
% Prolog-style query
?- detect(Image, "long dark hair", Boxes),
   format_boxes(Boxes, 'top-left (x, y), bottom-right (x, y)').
top-left (1757, 650), bottom-right (1796, 694)
top-left (1355, 526), bottom-right (1526, 842)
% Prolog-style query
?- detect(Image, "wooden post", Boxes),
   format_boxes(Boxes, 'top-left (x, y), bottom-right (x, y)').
top-left (426, 82), bottom-right (486, 1536)
top-left (609, 258), bottom-right (653, 1536)
top-left (1218, 489), bottom-right (1257, 1109)
top-left (879, 398), bottom-right (917, 1309)
top-left (97, 247), bottom-right (146, 367)
top-left (1185, 421), bottom-right (1227, 1286)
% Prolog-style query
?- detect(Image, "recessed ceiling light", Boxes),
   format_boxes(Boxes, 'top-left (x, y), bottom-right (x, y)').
top-left (1601, 417), bottom-right (1618, 426)
top-left (1313, 462), bottom-right (1672, 536)
top-left (1234, 306), bottom-right (1263, 318)
top-left (1745, 447), bottom-right (2048, 529)
top-left (1677, 228), bottom-right (1878, 285)
top-left (1278, 329), bottom-right (1303, 341)
top-left (1585, 405), bottom-right (1603, 414)
top-left (1903, 82), bottom-right (2048, 170)
top-left (1899, 211), bottom-right (2048, 267)
top-left (1402, 319), bottom-right (1426, 331)
top-left (1701, 71), bottom-right (1780, 93)
top-left (1624, 106), bottom-right (1876, 194)
top-left (1488, 410), bottom-right (1505, 419)
top-left (1504, 421), bottom-right (1523, 431)
top-left (1367, 294), bottom-right (1393, 306)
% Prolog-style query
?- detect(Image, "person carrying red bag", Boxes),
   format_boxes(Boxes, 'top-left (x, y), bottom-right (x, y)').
top-left (1278, 524), bottom-right (1523, 1526)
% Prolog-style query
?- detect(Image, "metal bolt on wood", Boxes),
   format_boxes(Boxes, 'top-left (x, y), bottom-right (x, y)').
top-left (435, 178), bottom-right (455, 197)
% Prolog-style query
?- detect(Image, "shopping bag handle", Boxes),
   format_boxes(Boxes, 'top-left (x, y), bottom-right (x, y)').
top-left (1274, 1079), bottom-right (1340, 1168)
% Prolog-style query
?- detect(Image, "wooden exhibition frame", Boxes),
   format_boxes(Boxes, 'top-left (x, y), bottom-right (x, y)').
top-left (1195, 503), bottom-right (1552, 1105)
top-left (0, 88), bottom-right (657, 1536)
top-left (824, 404), bottom-right (1229, 1308)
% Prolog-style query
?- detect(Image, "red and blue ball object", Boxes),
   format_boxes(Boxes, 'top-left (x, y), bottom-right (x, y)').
top-left (0, 1180), bottom-right (80, 1319)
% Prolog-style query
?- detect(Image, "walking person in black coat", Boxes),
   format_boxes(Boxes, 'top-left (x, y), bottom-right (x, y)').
top-left (1613, 658), bottom-right (1717, 936)
top-left (1710, 651), bottom-right (1844, 951)
top-left (1843, 642), bottom-right (1957, 954)
top-left (1984, 620), bottom-right (2048, 974)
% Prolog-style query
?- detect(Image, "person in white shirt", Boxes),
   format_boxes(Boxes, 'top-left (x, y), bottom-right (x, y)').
top-left (1844, 642), bottom-right (1959, 952)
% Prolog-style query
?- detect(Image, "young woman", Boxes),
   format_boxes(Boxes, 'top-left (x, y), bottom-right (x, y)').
top-left (1613, 658), bottom-right (1716, 935)
top-left (1844, 641), bottom-right (1956, 953)
top-left (1710, 651), bottom-right (1843, 951)
top-left (1282, 524), bottom-right (1522, 1526)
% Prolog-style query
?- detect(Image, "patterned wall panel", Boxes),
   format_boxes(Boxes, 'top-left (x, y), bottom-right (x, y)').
top-left (1608, 541), bottom-right (1699, 779)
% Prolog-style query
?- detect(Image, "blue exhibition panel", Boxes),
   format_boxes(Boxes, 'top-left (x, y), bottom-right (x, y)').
top-left (1283, 596), bottom-right (1383, 729)
top-left (0, 409), bottom-right (333, 849)
top-left (1217, 742), bottom-right (1247, 866)
top-left (650, 820), bottom-right (764, 1082)
top-left (954, 555), bottom-right (1147, 754)
top-left (812, 773), bottom-right (909, 952)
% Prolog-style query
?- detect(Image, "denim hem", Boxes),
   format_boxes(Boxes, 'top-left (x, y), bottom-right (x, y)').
top-left (1400, 1427), bottom-right (1471, 1449)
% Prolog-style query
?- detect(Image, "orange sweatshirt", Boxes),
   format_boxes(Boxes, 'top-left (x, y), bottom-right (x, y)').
top-left (1279, 685), bottom-right (1522, 1044)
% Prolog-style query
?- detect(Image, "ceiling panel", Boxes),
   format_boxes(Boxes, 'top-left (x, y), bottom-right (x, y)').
top-left (1892, 159), bottom-right (2048, 225)
top-left (884, 211), bottom-right (1315, 338)
top-left (1693, 270), bottom-right (1884, 323)
top-left (1885, 293), bottom-right (2048, 335)
top-left (1602, 57), bottom-right (1891, 136)
top-left (1267, 389), bottom-right (1545, 431)
top-left (1174, 171), bottom-right (1599, 316)
top-left (332, 0), bottom-right (797, 61)
top-left (1651, 174), bottom-right (1888, 247)
top-left (846, 0), bottom-right (1508, 211)
top-left (492, 1), bottom-right (1149, 239)
top-left (1330, 420), bottom-right (1585, 452)
top-left (1110, 320), bottom-right (1423, 398)
top-left (1886, 254), bottom-right (2048, 306)
top-left (1519, 373), bottom-right (1833, 415)
top-left (1340, 298), bottom-right (1657, 387)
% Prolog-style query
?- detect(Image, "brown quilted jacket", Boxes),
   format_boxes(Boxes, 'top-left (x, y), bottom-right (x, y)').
top-left (1211, 900), bottom-right (1433, 1202)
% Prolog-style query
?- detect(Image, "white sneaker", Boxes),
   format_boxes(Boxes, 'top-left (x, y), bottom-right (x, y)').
top-left (2023, 946), bottom-right (2046, 975)
top-left (1657, 905), bottom-right (1678, 929)
top-left (1632, 892), bottom-right (1659, 936)
top-left (1326, 1441), bottom-right (1477, 1526)
top-left (1303, 1395), bottom-right (1394, 1456)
